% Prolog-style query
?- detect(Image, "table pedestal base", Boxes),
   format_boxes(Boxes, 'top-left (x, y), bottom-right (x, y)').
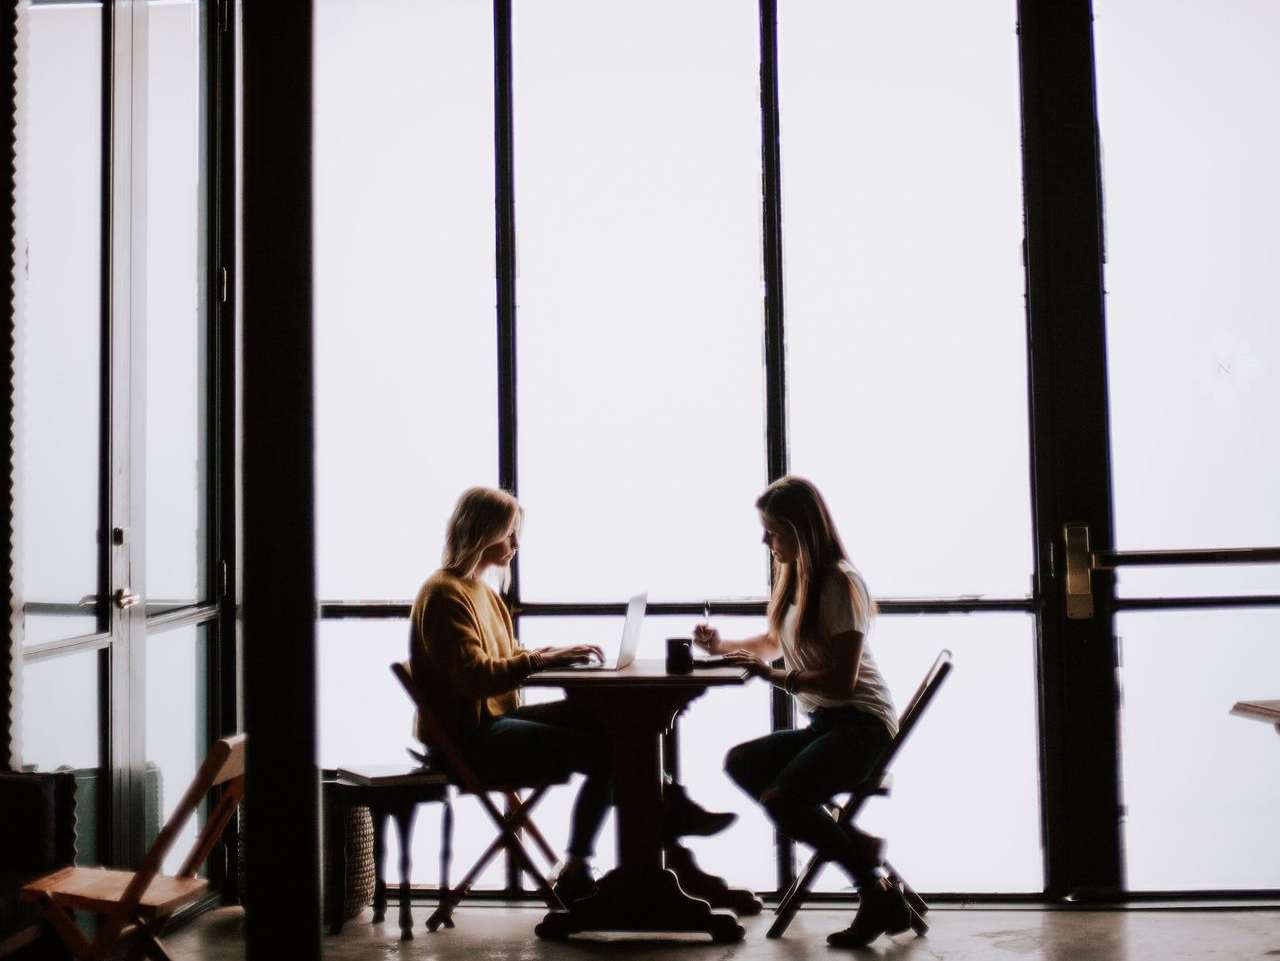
top-left (664, 844), bottom-right (763, 916)
top-left (534, 867), bottom-right (744, 943)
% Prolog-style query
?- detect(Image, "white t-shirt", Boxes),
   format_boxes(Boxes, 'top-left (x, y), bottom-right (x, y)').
top-left (777, 561), bottom-right (897, 737)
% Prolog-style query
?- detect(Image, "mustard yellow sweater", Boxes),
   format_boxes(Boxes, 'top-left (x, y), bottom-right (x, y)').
top-left (408, 569), bottom-right (534, 742)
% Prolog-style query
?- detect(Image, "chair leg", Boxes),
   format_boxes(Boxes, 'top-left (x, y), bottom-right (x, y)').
top-left (426, 833), bottom-right (506, 931)
top-left (883, 860), bottom-right (929, 935)
top-left (767, 849), bottom-right (825, 939)
top-left (438, 797), bottom-right (454, 929)
top-left (504, 790), bottom-right (557, 866)
top-left (126, 917), bottom-right (175, 961)
top-left (34, 893), bottom-right (96, 961)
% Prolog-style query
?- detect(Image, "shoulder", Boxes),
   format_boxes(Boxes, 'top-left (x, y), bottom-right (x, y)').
top-left (819, 563), bottom-right (869, 631)
top-left (416, 570), bottom-right (474, 610)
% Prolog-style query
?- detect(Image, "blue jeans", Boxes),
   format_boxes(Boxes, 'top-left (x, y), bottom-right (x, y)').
top-left (461, 699), bottom-right (612, 860)
top-left (725, 706), bottom-right (891, 889)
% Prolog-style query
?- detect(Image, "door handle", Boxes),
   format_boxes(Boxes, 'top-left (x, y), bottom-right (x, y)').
top-left (1062, 523), bottom-right (1280, 620)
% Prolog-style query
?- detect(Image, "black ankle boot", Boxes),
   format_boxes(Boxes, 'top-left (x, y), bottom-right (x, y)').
top-left (826, 877), bottom-right (911, 948)
top-left (662, 783), bottom-right (737, 840)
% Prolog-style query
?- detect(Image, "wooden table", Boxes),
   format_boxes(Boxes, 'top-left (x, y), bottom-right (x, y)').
top-left (1230, 699), bottom-right (1280, 736)
top-left (524, 659), bottom-right (753, 943)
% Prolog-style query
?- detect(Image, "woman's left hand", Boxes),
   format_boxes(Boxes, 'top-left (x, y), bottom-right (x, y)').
top-left (723, 649), bottom-right (771, 678)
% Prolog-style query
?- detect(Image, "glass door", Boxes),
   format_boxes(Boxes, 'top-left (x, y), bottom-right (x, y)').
top-left (11, 0), bottom-right (224, 874)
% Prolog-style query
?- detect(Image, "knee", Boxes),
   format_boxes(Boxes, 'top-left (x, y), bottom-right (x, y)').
top-left (760, 787), bottom-right (793, 820)
top-left (724, 744), bottom-right (751, 790)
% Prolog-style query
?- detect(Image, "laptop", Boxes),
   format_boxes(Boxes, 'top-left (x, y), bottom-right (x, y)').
top-left (563, 592), bottom-right (647, 671)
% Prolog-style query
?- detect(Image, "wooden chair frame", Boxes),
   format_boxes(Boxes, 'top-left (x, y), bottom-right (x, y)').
top-left (390, 662), bottom-right (565, 931)
top-left (768, 651), bottom-right (953, 939)
top-left (21, 734), bottom-right (246, 961)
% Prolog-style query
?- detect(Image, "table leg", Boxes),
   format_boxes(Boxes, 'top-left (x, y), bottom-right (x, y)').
top-left (663, 843), bottom-right (764, 916)
top-left (370, 806), bottom-right (389, 924)
top-left (534, 689), bottom-right (743, 943)
top-left (391, 802), bottom-right (419, 940)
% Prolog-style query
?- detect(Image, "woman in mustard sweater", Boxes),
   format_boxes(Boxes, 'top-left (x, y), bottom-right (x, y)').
top-left (410, 486), bottom-right (731, 901)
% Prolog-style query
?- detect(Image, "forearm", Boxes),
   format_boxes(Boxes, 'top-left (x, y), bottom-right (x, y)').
top-left (709, 632), bottom-right (781, 661)
top-left (768, 665), bottom-right (855, 700)
top-left (456, 649), bottom-right (535, 696)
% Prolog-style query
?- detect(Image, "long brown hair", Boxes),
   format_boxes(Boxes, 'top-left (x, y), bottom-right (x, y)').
top-left (756, 476), bottom-right (876, 647)
top-left (441, 486), bottom-right (522, 589)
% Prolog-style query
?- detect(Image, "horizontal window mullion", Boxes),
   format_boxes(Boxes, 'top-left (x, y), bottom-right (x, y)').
top-left (144, 602), bottom-right (219, 634)
top-left (23, 632), bottom-right (112, 662)
top-left (1114, 595), bottom-right (1280, 613)
top-left (317, 597), bottom-right (1035, 620)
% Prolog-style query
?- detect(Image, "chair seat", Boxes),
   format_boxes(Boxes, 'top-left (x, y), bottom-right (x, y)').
top-left (859, 772), bottom-right (893, 797)
top-left (459, 771), bottom-right (569, 796)
top-left (20, 866), bottom-right (208, 919)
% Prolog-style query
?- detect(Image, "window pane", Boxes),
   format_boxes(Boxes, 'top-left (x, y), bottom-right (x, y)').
top-left (779, 0), bottom-right (1030, 600)
top-left (318, 619), bottom-right (491, 888)
top-left (314, 0), bottom-right (497, 602)
top-left (1095, 1), bottom-right (1280, 598)
top-left (514, 0), bottom-right (769, 603)
top-left (145, 624), bottom-right (209, 875)
top-left (146, 0), bottom-right (209, 611)
top-left (1119, 610), bottom-right (1280, 891)
top-left (13, 0), bottom-right (105, 645)
top-left (21, 649), bottom-right (105, 864)
top-left (811, 614), bottom-right (1041, 893)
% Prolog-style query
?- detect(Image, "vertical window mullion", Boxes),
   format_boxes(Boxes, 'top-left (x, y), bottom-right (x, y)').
top-left (493, 0), bottom-right (520, 894)
top-left (758, 0), bottom-right (795, 894)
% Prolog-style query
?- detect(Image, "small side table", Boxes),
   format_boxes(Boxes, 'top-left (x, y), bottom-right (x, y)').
top-left (1231, 699), bottom-right (1280, 737)
top-left (324, 767), bottom-right (453, 941)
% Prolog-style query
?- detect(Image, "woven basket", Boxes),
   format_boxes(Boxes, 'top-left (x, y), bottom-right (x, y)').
top-left (322, 802), bottom-right (376, 923)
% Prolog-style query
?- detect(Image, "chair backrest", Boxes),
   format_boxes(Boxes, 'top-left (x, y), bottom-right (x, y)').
top-left (859, 650), bottom-right (952, 793)
top-left (390, 662), bottom-right (488, 797)
top-left (98, 734), bottom-right (246, 946)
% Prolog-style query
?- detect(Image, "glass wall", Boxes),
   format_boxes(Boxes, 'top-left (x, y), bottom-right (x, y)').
top-left (12, 0), bottom-right (106, 647)
top-left (513, 0), bottom-right (768, 603)
top-left (779, 0), bottom-right (1030, 600)
top-left (312, 0), bottom-right (1041, 897)
top-left (1095, 0), bottom-right (1280, 599)
top-left (146, 0), bottom-right (209, 613)
top-left (145, 624), bottom-right (209, 874)
top-left (21, 649), bottom-right (104, 863)
top-left (313, 0), bottom-right (497, 604)
top-left (1119, 610), bottom-right (1280, 890)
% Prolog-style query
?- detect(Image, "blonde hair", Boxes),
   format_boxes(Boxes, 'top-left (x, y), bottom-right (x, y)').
top-left (756, 476), bottom-right (876, 649)
top-left (442, 486), bottom-right (523, 590)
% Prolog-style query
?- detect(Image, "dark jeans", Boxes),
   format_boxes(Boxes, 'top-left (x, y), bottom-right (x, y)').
top-left (725, 705), bottom-right (892, 889)
top-left (461, 699), bottom-right (613, 860)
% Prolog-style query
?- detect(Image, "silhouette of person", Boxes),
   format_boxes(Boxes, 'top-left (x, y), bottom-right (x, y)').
top-left (694, 476), bottom-right (908, 947)
top-left (409, 486), bottom-right (733, 903)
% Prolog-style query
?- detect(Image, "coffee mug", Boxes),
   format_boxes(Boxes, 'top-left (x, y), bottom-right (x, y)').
top-left (666, 637), bottom-right (693, 674)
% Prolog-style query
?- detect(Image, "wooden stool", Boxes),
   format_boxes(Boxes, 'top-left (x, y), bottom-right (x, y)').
top-left (324, 767), bottom-right (452, 941)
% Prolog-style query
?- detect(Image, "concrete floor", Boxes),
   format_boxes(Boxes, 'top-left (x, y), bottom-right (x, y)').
top-left (165, 901), bottom-right (1280, 961)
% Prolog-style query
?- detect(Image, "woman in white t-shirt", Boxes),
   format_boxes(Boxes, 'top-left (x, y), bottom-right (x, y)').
top-left (693, 476), bottom-right (908, 948)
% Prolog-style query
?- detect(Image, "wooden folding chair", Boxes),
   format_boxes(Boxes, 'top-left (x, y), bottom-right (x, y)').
top-left (768, 650), bottom-right (953, 939)
top-left (390, 662), bottom-right (565, 931)
top-left (20, 733), bottom-right (246, 961)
